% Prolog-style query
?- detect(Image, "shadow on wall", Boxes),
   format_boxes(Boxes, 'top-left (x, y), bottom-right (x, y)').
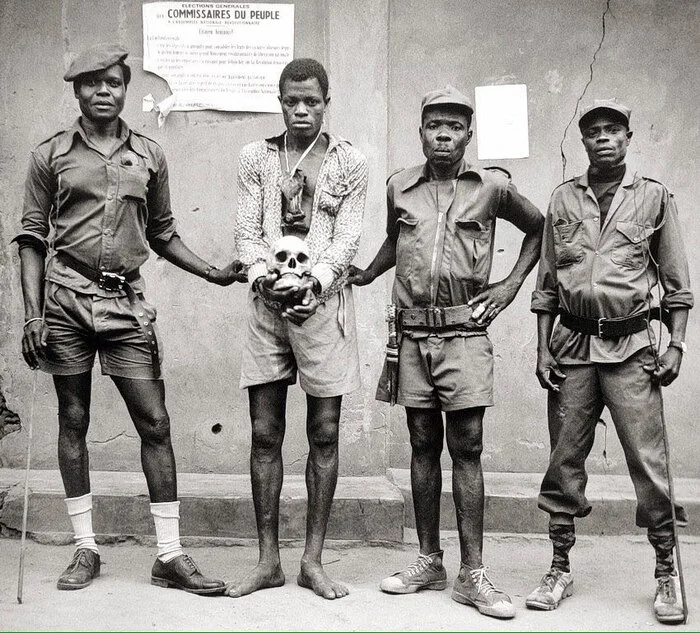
top-left (0, 385), bottom-right (21, 440)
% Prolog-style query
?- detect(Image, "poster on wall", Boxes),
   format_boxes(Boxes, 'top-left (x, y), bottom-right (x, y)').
top-left (142, 2), bottom-right (294, 114)
top-left (475, 84), bottom-right (529, 160)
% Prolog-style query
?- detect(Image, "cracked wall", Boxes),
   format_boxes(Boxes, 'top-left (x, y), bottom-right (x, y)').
top-left (386, 0), bottom-right (700, 477)
top-left (0, 0), bottom-right (698, 478)
top-left (0, 0), bottom-right (391, 477)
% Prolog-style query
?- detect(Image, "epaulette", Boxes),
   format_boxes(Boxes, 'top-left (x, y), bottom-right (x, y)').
top-left (131, 129), bottom-right (162, 148)
top-left (640, 176), bottom-right (672, 192)
top-left (386, 167), bottom-right (405, 185)
top-left (638, 176), bottom-right (674, 200)
top-left (484, 165), bottom-right (511, 180)
top-left (36, 130), bottom-right (67, 148)
top-left (553, 177), bottom-right (576, 190)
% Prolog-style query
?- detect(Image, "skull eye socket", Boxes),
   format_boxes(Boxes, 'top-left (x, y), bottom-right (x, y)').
top-left (275, 252), bottom-right (289, 263)
top-left (297, 252), bottom-right (309, 264)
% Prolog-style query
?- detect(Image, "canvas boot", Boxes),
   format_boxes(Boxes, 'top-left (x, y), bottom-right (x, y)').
top-left (379, 550), bottom-right (447, 594)
top-left (525, 568), bottom-right (574, 610)
top-left (654, 574), bottom-right (685, 624)
top-left (452, 564), bottom-right (515, 619)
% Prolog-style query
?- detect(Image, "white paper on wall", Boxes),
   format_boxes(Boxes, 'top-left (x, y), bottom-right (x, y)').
top-left (475, 84), bottom-right (529, 160)
top-left (142, 2), bottom-right (294, 114)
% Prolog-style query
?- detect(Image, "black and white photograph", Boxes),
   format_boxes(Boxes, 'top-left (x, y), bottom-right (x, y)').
top-left (0, 0), bottom-right (698, 630)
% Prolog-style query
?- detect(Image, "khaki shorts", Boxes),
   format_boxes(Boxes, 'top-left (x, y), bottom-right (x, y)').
top-left (397, 333), bottom-right (494, 411)
top-left (239, 286), bottom-right (361, 397)
top-left (39, 282), bottom-right (163, 380)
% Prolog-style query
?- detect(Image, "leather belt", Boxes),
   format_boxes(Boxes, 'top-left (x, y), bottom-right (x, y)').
top-left (57, 252), bottom-right (161, 378)
top-left (559, 311), bottom-right (651, 339)
top-left (399, 304), bottom-right (486, 330)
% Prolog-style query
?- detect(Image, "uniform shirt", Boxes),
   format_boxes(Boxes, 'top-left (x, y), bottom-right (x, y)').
top-left (588, 162), bottom-right (625, 223)
top-left (236, 133), bottom-right (368, 304)
top-left (387, 160), bottom-right (542, 336)
top-left (531, 166), bottom-right (693, 364)
top-left (14, 118), bottom-right (178, 297)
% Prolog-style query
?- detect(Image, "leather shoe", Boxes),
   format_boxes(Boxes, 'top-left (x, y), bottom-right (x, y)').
top-left (56, 548), bottom-right (101, 590)
top-left (151, 554), bottom-right (226, 595)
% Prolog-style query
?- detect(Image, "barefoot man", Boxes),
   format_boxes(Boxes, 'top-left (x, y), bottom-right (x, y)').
top-left (230, 58), bottom-right (368, 599)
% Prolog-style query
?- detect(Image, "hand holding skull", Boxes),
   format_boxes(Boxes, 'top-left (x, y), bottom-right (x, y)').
top-left (258, 236), bottom-right (319, 320)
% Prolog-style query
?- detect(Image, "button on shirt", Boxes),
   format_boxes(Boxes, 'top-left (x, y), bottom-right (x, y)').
top-left (387, 161), bottom-right (542, 316)
top-left (531, 166), bottom-right (693, 363)
top-left (15, 118), bottom-right (178, 296)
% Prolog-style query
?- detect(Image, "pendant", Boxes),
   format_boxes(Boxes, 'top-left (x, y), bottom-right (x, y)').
top-left (281, 168), bottom-right (306, 225)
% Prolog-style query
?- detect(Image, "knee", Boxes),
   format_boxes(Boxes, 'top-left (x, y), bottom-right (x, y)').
top-left (409, 431), bottom-right (442, 459)
top-left (251, 418), bottom-right (284, 458)
top-left (58, 402), bottom-right (90, 436)
top-left (138, 411), bottom-right (171, 445)
top-left (307, 421), bottom-right (338, 471)
top-left (448, 435), bottom-right (483, 463)
top-left (308, 421), bottom-right (339, 454)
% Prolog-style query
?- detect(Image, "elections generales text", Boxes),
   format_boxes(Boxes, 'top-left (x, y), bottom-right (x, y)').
top-left (168, 7), bottom-right (280, 19)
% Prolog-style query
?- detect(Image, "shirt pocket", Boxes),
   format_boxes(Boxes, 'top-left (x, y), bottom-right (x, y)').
top-left (453, 218), bottom-right (491, 282)
top-left (552, 219), bottom-right (584, 267)
top-left (118, 165), bottom-right (149, 203)
top-left (611, 221), bottom-right (653, 270)
top-left (394, 215), bottom-right (419, 279)
top-left (317, 181), bottom-right (350, 217)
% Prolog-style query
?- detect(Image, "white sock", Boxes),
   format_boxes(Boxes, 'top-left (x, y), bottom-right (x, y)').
top-left (65, 492), bottom-right (99, 553)
top-left (150, 501), bottom-right (183, 562)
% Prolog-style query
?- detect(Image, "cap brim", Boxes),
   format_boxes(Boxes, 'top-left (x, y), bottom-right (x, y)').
top-left (422, 100), bottom-right (474, 116)
top-left (579, 107), bottom-right (629, 129)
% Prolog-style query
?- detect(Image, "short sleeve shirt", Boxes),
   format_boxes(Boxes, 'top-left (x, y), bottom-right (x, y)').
top-left (387, 160), bottom-right (542, 310)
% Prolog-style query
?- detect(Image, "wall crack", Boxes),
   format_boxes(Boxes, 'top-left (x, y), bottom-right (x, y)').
top-left (559, 0), bottom-right (613, 181)
top-left (89, 431), bottom-right (138, 445)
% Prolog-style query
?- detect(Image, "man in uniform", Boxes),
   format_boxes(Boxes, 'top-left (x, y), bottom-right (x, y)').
top-left (348, 86), bottom-right (543, 619)
top-left (528, 100), bottom-right (692, 624)
top-left (15, 44), bottom-right (243, 593)
top-left (232, 58), bottom-right (367, 600)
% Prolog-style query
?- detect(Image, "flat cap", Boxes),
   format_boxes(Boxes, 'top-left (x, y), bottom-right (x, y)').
top-left (421, 85), bottom-right (474, 117)
top-left (579, 98), bottom-right (631, 130)
top-left (64, 43), bottom-right (129, 81)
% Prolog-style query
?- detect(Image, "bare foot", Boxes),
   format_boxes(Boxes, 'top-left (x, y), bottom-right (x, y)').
top-left (226, 562), bottom-right (285, 597)
top-left (297, 560), bottom-right (349, 599)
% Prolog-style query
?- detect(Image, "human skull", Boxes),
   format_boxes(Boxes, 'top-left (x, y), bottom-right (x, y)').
top-left (267, 236), bottom-right (312, 291)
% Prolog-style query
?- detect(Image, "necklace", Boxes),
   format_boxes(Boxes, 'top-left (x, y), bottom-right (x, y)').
top-left (283, 128), bottom-right (323, 175)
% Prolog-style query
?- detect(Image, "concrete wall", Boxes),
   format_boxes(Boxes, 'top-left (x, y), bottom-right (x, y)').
top-left (0, 0), bottom-right (698, 479)
top-left (384, 0), bottom-right (700, 478)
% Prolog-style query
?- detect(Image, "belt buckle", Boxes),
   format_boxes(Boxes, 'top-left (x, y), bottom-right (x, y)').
top-left (98, 271), bottom-right (125, 292)
top-left (597, 317), bottom-right (606, 338)
top-left (427, 307), bottom-right (445, 328)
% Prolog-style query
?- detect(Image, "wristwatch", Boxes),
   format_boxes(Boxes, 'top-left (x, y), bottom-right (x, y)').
top-left (668, 340), bottom-right (687, 354)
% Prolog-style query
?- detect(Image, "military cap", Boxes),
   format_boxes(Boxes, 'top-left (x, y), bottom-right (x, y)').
top-left (421, 85), bottom-right (474, 117)
top-left (63, 43), bottom-right (129, 81)
top-left (578, 98), bottom-right (631, 130)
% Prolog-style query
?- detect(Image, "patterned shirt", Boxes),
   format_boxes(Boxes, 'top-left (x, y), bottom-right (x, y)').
top-left (236, 132), bottom-right (368, 303)
top-left (14, 117), bottom-right (177, 297)
top-left (531, 166), bottom-right (693, 364)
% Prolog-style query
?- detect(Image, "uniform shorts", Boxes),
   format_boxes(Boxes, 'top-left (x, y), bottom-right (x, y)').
top-left (239, 286), bottom-right (361, 397)
top-left (39, 282), bottom-right (163, 380)
top-left (397, 333), bottom-right (494, 411)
